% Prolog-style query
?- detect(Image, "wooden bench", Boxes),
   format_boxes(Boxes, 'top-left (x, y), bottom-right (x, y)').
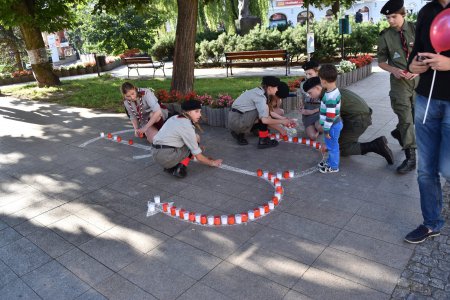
top-left (224, 50), bottom-right (290, 77)
top-left (122, 56), bottom-right (165, 78)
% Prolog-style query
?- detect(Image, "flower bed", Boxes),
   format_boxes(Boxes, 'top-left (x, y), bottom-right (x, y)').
top-left (156, 90), bottom-right (235, 128)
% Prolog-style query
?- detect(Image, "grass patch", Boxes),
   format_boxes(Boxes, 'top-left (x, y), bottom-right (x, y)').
top-left (1, 75), bottom-right (299, 113)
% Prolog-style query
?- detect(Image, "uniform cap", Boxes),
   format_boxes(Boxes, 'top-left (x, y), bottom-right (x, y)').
top-left (380, 0), bottom-right (404, 15)
top-left (302, 77), bottom-right (321, 92)
top-left (262, 76), bottom-right (281, 87)
top-left (181, 100), bottom-right (202, 111)
top-left (302, 60), bottom-right (320, 71)
top-left (275, 82), bottom-right (290, 98)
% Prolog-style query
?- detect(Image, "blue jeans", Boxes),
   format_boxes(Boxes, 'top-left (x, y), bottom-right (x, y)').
top-left (415, 94), bottom-right (450, 232)
top-left (325, 121), bottom-right (343, 169)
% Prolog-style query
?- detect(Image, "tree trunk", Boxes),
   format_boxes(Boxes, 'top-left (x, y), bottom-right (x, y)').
top-left (7, 28), bottom-right (24, 71)
top-left (331, 0), bottom-right (340, 18)
top-left (16, 1), bottom-right (60, 87)
top-left (171, 0), bottom-right (198, 94)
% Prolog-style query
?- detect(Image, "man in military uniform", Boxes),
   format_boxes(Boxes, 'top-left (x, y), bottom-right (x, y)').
top-left (377, 0), bottom-right (419, 173)
top-left (303, 77), bottom-right (394, 164)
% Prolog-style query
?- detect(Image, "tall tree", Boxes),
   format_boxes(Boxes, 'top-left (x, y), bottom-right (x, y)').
top-left (171, 0), bottom-right (198, 93)
top-left (0, 0), bottom-right (80, 86)
top-left (305, 0), bottom-right (357, 18)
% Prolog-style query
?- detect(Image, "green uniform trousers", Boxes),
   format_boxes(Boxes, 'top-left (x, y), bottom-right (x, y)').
top-left (339, 114), bottom-right (372, 156)
top-left (389, 77), bottom-right (416, 149)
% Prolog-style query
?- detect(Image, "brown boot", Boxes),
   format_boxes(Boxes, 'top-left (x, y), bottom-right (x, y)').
top-left (397, 148), bottom-right (416, 174)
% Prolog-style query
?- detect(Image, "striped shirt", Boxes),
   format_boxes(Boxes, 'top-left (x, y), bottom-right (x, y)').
top-left (320, 88), bottom-right (341, 133)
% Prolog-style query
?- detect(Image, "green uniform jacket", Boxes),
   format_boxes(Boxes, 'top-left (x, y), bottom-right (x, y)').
top-left (340, 88), bottom-right (371, 119)
top-left (377, 21), bottom-right (418, 96)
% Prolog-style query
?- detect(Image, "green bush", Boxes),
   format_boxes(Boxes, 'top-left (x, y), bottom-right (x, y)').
top-left (151, 34), bottom-right (176, 61)
top-left (346, 21), bottom-right (380, 56)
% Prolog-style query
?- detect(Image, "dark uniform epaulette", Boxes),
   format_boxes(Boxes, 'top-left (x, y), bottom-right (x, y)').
top-left (379, 28), bottom-right (388, 36)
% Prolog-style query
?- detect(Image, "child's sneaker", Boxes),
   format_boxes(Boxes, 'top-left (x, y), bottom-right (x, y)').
top-left (319, 165), bottom-right (339, 173)
top-left (317, 159), bottom-right (327, 168)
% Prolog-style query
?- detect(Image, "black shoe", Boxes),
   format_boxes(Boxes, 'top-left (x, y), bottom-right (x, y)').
top-left (404, 225), bottom-right (440, 244)
top-left (374, 136), bottom-right (394, 165)
top-left (391, 129), bottom-right (403, 147)
top-left (172, 163), bottom-right (187, 178)
top-left (164, 166), bottom-right (177, 174)
top-left (250, 124), bottom-right (260, 137)
top-left (397, 148), bottom-right (416, 174)
top-left (258, 137), bottom-right (278, 149)
top-left (231, 131), bottom-right (248, 145)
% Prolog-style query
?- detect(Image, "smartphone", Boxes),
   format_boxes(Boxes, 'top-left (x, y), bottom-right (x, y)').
top-left (416, 56), bottom-right (427, 62)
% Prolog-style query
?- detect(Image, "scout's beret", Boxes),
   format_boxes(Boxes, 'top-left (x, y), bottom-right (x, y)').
top-left (181, 100), bottom-right (202, 111)
top-left (380, 0), bottom-right (404, 15)
top-left (262, 76), bottom-right (281, 87)
top-left (276, 82), bottom-right (290, 98)
top-left (302, 77), bottom-right (321, 92)
top-left (302, 60), bottom-right (320, 71)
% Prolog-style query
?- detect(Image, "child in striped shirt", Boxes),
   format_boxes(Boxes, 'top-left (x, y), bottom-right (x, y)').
top-left (318, 64), bottom-right (343, 173)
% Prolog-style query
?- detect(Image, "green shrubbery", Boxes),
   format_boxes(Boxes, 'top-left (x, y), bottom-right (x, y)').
top-left (151, 19), bottom-right (385, 64)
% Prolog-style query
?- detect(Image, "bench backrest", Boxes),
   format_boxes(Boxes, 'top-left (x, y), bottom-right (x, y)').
top-left (225, 50), bottom-right (288, 61)
top-left (123, 57), bottom-right (153, 64)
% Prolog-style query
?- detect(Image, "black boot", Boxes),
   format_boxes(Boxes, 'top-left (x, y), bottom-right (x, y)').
top-left (397, 148), bottom-right (416, 174)
top-left (250, 124), bottom-right (260, 137)
top-left (391, 129), bottom-right (403, 147)
top-left (361, 136), bottom-right (394, 165)
top-left (172, 163), bottom-right (187, 178)
top-left (231, 131), bottom-right (248, 145)
top-left (258, 137), bottom-right (278, 149)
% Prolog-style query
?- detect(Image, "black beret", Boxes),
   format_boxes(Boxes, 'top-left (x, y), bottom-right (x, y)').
top-left (302, 60), bottom-right (319, 71)
top-left (276, 82), bottom-right (290, 98)
top-left (302, 77), bottom-right (321, 93)
top-left (181, 100), bottom-right (202, 111)
top-left (380, 0), bottom-right (404, 15)
top-left (261, 76), bottom-right (281, 87)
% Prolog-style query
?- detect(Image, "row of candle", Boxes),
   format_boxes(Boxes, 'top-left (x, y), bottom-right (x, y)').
top-left (271, 133), bottom-right (322, 149)
top-left (101, 132), bottom-right (134, 145)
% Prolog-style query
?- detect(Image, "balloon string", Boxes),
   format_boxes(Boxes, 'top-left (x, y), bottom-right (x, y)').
top-left (423, 69), bottom-right (437, 124)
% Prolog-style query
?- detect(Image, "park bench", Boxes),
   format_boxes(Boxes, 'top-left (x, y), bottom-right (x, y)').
top-left (224, 49), bottom-right (290, 77)
top-left (122, 56), bottom-right (165, 78)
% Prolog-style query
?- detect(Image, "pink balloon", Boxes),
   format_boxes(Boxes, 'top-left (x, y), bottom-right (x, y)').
top-left (430, 8), bottom-right (450, 53)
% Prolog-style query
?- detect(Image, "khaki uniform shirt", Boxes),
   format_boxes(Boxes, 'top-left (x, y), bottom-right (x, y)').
top-left (152, 115), bottom-right (202, 155)
top-left (232, 87), bottom-right (269, 118)
top-left (123, 88), bottom-right (162, 127)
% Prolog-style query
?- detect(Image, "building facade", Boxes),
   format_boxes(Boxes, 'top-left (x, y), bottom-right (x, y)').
top-left (268, 0), bottom-right (428, 27)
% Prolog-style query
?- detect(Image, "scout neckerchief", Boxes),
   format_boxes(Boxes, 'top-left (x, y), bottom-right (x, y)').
top-left (399, 29), bottom-right (409, 60)
top-left (127, 89), bottom-right (145, 122)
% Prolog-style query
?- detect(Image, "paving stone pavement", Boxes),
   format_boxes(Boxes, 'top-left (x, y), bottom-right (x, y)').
top-left (391, 183), bottom-right (450, 300)
top-left (0, 64), bottom-right (448, 299)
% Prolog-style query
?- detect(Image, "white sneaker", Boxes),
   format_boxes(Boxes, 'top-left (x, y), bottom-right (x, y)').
top-left (319, 165), bottom-right (339, 173)
top-left (317, 159), bottom-right (327, 168)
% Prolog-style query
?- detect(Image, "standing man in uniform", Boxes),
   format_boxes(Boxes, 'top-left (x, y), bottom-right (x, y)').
top-left (377, 0), bottom-right (419, 173)
top-left (228, 76), bottom-right (291, 148)
top-left (303, 77), bottom-right (394, 164)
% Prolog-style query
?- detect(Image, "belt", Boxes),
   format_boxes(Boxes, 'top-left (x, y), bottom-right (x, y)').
top-left (231, 108), bottom-right (243, 114)
top-left (152, 144), bottom-right (176, 149)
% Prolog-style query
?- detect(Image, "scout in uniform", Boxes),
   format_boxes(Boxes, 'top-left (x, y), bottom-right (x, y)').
top-left (377, 0), bottom-right (419, 173)
top-left (228, 76), bottom-right (291, 148)
top-left (303, 77), bottom-right (394, 164)
top-left (299, 60), bottom-right (322, 140)
top-left (121, 82), bottom-right (168, 144)
top-left (152, 100), bottom-right (222, 178)
top-left (267, 81), bottom-right (292, 136)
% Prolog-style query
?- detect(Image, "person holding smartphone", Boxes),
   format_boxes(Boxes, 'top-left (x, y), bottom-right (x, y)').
top-left (403, 0), bottom-right (450, 244)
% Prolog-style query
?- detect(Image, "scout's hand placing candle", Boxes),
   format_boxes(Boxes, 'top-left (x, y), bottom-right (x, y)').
top-left (325, 133), bottom-right (331, 139)
top-left (210, 159), bottom-right (223, 167)
top-left (136, 127), bottom-right (146, 136)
